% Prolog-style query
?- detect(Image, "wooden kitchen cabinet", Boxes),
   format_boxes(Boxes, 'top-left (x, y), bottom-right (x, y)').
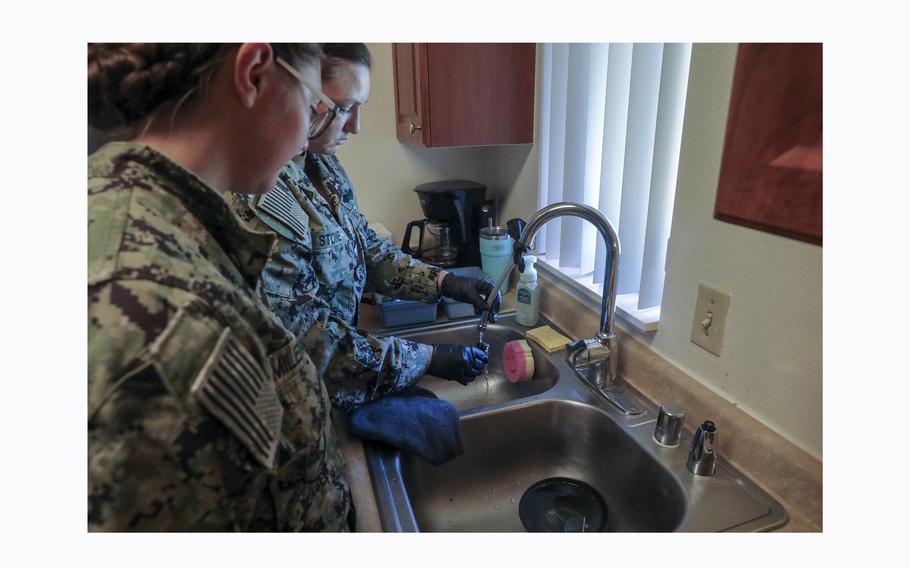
top-left (392, 43), bottom-right (536, 147)
top-left (714, 43), bottom-right (823, 245)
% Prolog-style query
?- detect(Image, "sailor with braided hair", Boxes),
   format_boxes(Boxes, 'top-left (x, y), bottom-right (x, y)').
top-left (88, 43), bottom-right (353, 531)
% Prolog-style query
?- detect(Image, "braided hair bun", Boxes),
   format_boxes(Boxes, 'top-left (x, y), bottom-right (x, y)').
top-left (88, 43), bottom-right (231, 130)
top-left (88, 44), bottom-right (323, 131)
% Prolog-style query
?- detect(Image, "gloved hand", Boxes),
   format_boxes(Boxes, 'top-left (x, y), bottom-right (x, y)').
top-left (440, 272), bottom-right (502, 321)
top-left (426, 344), bottom-right (489, 385)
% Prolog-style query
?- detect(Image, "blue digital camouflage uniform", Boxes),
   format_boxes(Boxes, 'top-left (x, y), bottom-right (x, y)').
top-left (229, 153), bottom-right (442, 411)
top-left (88, 142), bottom-right (353, 531)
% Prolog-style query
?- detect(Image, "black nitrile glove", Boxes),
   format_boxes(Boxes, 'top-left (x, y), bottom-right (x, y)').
top-left (426, 344), bottom-right (489, 385)
top-left (440, 273), bottom-right (502, 322)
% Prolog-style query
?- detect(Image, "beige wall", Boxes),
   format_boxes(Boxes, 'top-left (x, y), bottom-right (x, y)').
top-left (341, 43), bottom-right (822, 460)
top-left (650, 44), bottom-right (823, 459)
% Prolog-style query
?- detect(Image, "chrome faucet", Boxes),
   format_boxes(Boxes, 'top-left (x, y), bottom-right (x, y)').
top-left (477, 202), bottom-right (642, 415)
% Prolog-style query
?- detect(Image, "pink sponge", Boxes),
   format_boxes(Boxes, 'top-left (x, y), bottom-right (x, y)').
top-left (503, 339), bottom-right (535, 383)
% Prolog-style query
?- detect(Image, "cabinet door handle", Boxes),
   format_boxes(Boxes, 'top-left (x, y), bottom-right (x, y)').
top-left (409, 122), bottom-right (423, 134)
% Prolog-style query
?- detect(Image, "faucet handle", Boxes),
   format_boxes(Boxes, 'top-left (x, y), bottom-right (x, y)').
top-left (564, 338), bottom-right (588, 368)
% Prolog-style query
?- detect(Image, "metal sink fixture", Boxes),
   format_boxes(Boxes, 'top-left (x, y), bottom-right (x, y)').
top-left (477, 203), bottom-right (629, 413)
top-left (365, 312), bottom-right (789, 532)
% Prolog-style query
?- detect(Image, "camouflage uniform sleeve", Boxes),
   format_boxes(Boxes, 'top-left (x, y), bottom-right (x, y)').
top-left (88, 282), bottom-right (270, 531)
top-left (260, 272), bottom-right (432, 411)
top-left (358, 215), bottom-right (442, 303)
top-left (252, 339), bottom-right (354, 532)
top-left (239, 180), bottom-right (434, 411)
top-left (298, 306), bottom-right (433, 411)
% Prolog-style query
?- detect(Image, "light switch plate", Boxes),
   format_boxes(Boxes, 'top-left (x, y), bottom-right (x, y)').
top-left (690, 282), bottom-right (731, 356)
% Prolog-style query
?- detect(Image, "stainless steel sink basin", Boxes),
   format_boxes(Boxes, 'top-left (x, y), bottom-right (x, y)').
top-left (401, 400), bottom-right (687, 532)
top-left (381, 319), bottom-right (559, 410)
top-left (367, 313), bottom-right (788, 532)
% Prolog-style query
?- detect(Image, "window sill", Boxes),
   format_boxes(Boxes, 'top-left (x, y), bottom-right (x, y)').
top-left (535, 256), bottom-right (660, 333)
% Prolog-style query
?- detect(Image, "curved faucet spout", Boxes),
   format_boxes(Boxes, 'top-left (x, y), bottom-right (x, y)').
top-left (476, 202), bottom-right (635, 410)
top-left (478, 202), bottom-right (620, 341)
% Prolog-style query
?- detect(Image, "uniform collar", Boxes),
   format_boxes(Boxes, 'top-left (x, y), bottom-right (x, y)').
top-left (290, 153), bottom-right (338, 210)
top-left (305, 152), bottom-right (347, 184)
top-left (102, 142), bottom-right (276, 289)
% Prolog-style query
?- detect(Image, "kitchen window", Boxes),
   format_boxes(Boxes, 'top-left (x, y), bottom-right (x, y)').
top-left (535, 43), bottom-right (692, 332)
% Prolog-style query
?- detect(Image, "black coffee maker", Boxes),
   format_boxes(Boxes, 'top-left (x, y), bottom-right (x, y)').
top-left (401, 180), bottom-right (496, 268)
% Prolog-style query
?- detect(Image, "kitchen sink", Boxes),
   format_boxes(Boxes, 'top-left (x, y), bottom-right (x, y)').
top-left (367, 313), bottom-right (788, 532)
top-left (401, 400), bottom-right (687, 532)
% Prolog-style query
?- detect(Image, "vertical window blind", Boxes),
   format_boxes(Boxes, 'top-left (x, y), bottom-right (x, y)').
top-left (536, 43), bottom-right (692, 332)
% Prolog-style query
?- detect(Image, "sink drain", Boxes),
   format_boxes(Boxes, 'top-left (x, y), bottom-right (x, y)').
top-left (519, 477), bottom-right (607, 532)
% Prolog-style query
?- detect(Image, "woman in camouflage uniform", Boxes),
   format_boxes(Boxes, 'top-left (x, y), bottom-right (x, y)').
top-left (230, 44), bottom-right (498, 411)
top-left (88, 43), bottom-right (353, 531)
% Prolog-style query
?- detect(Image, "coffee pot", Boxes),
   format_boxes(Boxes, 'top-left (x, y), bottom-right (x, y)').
top-left (401, 180), bottom-right (496, 268)
top-left (401, 219), bottom-right (460, 267)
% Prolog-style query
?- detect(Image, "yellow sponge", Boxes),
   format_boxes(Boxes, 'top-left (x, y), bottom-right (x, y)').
top-left (526, 325), bottom-right (572, 354)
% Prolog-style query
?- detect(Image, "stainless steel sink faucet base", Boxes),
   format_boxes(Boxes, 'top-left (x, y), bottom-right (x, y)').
top-left (476, 202), bottom-right (641, 414)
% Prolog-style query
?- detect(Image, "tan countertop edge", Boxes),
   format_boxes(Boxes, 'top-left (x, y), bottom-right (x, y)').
top-left (333, 408), bottom-right (383, 532)
top-left (536, 274), bottom-right (823, 532)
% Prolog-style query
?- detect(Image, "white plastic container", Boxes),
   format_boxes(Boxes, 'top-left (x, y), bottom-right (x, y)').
top-left (515, 255), bottom-right (540, 327)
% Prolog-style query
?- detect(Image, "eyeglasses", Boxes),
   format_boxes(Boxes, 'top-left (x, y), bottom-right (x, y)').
top-left (276, 57), bottom-right (353, 140)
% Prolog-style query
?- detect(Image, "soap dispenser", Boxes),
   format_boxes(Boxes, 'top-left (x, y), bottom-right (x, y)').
top-left (515, 254), bottom-right (540, 327)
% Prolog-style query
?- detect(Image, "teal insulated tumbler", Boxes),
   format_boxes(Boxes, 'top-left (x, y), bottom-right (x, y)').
top-left (479, 226), bottom-right (514, 293)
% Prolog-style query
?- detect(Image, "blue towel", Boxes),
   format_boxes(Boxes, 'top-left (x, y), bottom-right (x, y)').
top-left (349, 386), bottom-right (463, 465)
